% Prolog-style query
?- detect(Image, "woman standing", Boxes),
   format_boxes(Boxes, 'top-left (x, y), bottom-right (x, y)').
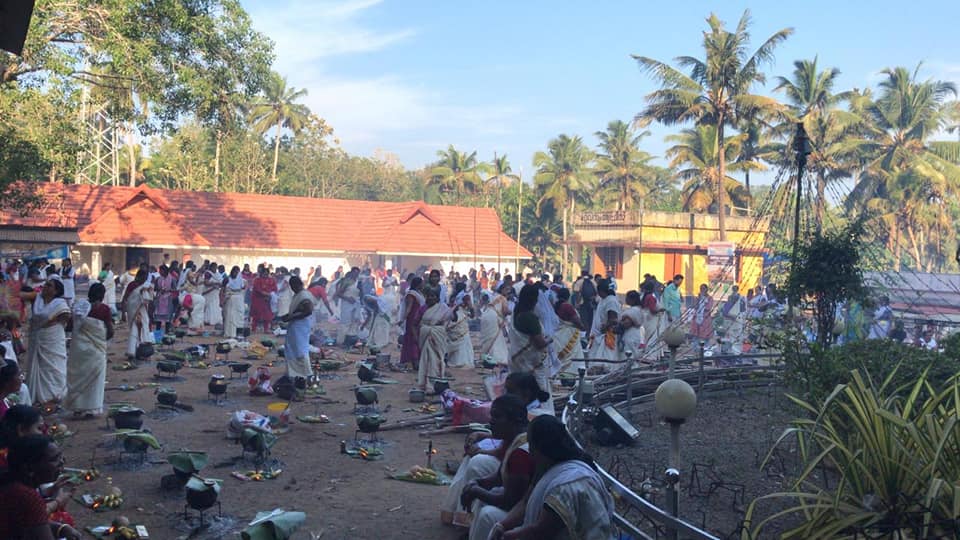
top-left (22, 279), bottom-right (70, 406)
top-left (275, 268), bottom-right (293, 321)
top-left (250, 266), bottom-right (276, 334)
top-left (202, 263), bottom-right (223, 328)
top-left (491, 415), bottom-right (615, 540)
top-left (553, 288), bottom-right (585, 374)
top-left (689, 284), bottom-right (715, 343)
top-left (417, 288), bottom-right (451, 391)
top-left (153, 266), bottom-right (177, 332)
top-left (280, 276), bottom-right (315, 381)
top-left (587, 279), bottom-right (620, 362)
top-left (478, 291), bottom-right (509, 365)
top-left (446, 285), bottom-right (475, 368)
top-left (619, 291), bottom-right (646, 361)
top-left (63, 283), bottom-right (113, 418)
top-left (640, 282), bottom-right (664, 359)
top-left (398, 277), bottom-right (425, 369)
top-left (125, 269), bottom-right (155, 360)
top-left (99, 263), bottom-right (117, 316)
top-left (222, 266), bottom-right (246, 339)
top-left (508, 284), bottom-right (551, 414)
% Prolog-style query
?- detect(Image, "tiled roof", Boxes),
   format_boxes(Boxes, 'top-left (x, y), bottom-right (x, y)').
top-left (0, 183), bottom-right (531, 258)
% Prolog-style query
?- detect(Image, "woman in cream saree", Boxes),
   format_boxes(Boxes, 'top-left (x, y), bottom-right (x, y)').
top-left (478, 291), bottom-right (508, 365)
top-left (64, 283), bottom-right (113, 416)
top-left (126, 271), bottom-right (155, 359)
top-left (417, 289), bottom-right (450, 391)
top-left (24, 278), bottom-right (71, 405)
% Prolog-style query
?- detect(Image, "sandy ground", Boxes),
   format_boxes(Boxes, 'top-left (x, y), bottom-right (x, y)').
top-left (51, 318), bottom-right (486, 540)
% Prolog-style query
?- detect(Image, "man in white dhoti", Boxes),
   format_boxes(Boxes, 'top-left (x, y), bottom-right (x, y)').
top-left (280, 277), bottom-right (315, 381)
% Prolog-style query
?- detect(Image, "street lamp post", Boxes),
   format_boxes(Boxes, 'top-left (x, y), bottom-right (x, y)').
top-left (655, 378), bottom-right (698, 540)
top-left (663, 326), bottom-right (686, 379)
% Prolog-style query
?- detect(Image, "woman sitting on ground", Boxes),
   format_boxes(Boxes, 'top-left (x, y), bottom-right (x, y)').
top-left (0, 358), bottom-right (27, 418)
top-left (491, 415), bottom-right (616, 540)
top-left (0, 435), bottom-right (81, 540)
top-left (460, 394), bottom-right (537, 540)
top-left (440, 373), bottom-right (551, 526)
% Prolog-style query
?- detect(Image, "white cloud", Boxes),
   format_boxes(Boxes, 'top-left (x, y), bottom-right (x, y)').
top-left (244, 0), bottom-right (524, 167)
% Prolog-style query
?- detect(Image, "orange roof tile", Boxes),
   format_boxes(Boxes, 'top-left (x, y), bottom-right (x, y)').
top-left (0, 184), bottom-right (532, 258)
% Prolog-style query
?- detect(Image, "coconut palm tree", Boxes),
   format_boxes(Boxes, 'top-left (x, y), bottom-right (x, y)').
top-left (249, 72), bottom-right (311, 183)
top-left (633, 10), bottom-right (792, 239)
top-left (594, 120), bottom-right (655, 210)
top-left (534, 134), bottom-right (594, 277)
top-left (485, 153), bottom-right (520, 208)
top-left (845, 66), bottom-right (960, 270)
top-left (429, 146), bottom-right (490, 204)
top-left (774, 58), bottom-right (861, 226)
top-left (666, 125), bottom-right (752, 212)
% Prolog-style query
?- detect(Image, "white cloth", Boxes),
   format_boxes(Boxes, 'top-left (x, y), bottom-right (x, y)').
top-left (869, 305), bottom-right (892, 339)
top-left (556, 321), bottom-right (585, 374)
top-left (446, 305), bottom-right (474, 368)
top-left (61, 267), bottom-right (75, 300)
top-left (588, 295), bottom-right (620, 361)
top-left (535, 289), bottom-right (561, 375)
top-left (276, 276), bottom-right (293, 317)
top-left (127, 283), bottom-right (155, 357)
top-left (440, 454), bottom-right (500, 522)
top-left (418, 302), bottom-right (450, 387)
top-left (284, 289), bottom-right (315, 379)
top-left (64, 311), bottom-right (108, 414)
top-left (508, 318), bottom-right (553, 415)
top-left (619, 306), bottom-right (646, 361)
top-left (101, 270), bottom-right (117, 309)
top-left (25, 295), bottom-right (70, 403)
top-left (203, 271), bottom-right (223, 326)
top-left (522, 460), bottom-right (616, 540)
top-left (479, 305), bottom-right (508, 364)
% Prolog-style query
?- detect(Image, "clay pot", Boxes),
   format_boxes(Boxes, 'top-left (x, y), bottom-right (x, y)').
top-left (432, 379), bottom-right (451, 395)
top-left (207, 375), bottom-right (228, 396)
top-left (356, 414), bottom-right (386, 433)
top-left (114, 408), bottom-right (144, 430)
top-left (355, 386), bottom-right (378, 405)
top-left (157, 388), bottom-right (178, 406)
top-left (408, 389), bottom-right (425, 403)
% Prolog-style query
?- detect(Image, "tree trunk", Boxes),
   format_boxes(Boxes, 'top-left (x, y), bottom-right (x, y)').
top-left (893, 219), bottom-right (901, 272)
top-left (127, 127), bottom-right (136, 187)
top-left (716, 119), bottom-right (727, 240)
top-left (815, 173), bottom-right (826, 231)
top-left (271, 120), bottom-right (282, 183)
top-left (214, 129), bottom-right (222, 192)
top-left (905, 220), bottom-right (923, 270)
top-left (95, 116), bottom-right (103, 185)
top-left (561, 203), bottom-right (568, 281)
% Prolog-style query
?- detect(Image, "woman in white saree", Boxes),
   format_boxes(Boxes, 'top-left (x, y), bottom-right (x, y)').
top-left (491, 415), bottom-right (616, 540)
top-left (126, 269), bottom-right (155, 359)
top-left (619, 291), bottom-right (646, 361)
top-left (280, 276), bottom-right (315, 381)
top-left (361, 294), bottom-right (392, 351)
top-left (587, 279), bottom-right (620, 362)
top-left (64, 283), bottom-right (114, 417)
top-left (446, 286), bottom-right (475, 368)
top-left (508, 284), bottom-right (552, 414)
top-left (478, 291), bottom-right (509, 365)
top-left (23, 278), bottom-right (71, 405)
top-left (222, 266), bottom-right (247, 339)
top-left (553, 288), bottom-right (586, 375)
top-left (417, 288), bottom-right (451, 391)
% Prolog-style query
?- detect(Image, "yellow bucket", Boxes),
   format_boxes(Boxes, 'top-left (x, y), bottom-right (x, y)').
top-left (267, 402), bottom-right (288, 414)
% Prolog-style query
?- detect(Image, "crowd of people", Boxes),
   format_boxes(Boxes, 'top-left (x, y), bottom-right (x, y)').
top-left (0, 253), bottom-right (952, 539)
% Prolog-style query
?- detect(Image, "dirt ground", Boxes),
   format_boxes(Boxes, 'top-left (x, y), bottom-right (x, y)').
top-left (52, 319), bottom-right (484, 540)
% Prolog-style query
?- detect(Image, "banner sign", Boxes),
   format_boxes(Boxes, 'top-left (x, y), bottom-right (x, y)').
top-left (0, 245), bottom-right (69, 261)
top-left (706, 241), bottom-right (737, 283)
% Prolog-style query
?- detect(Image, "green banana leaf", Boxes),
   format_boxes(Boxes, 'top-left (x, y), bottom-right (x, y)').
top-left (115, 431), bottom-right (161, 450)
top-left (167, 451), bottom-right (208, 473)
top-left (185, 476), bottom-right (222, 495)
top-left (241, 509), bottom-right (306, 540)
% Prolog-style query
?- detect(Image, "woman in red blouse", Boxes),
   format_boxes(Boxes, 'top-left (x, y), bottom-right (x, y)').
top-left (250, 266), bottom-right (277, 334)
top-left (0, 435), bottom-right (80, 539)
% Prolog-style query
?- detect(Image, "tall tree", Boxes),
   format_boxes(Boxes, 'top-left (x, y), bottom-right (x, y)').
top-left (774, 57), bottom-right (859, 225)
top-left (249, 72), bottom-right (311, 183)
top-left (429, 146), bottom-right (489, 204)
top-left (845, 66), bottom-right (960, 270)
top-left (666, 125), bottom-right (752, 212)
top-left (594, 120), bottom-right (654, 210)
top-left (633, 10), bottom-right (792, 239)
top-left (534, 134), bottom-right (594, 277)
top-left (485, 153), bottom-right (520, 208)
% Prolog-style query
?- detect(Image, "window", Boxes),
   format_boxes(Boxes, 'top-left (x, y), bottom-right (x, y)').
top-left (595, 246), bottom-right (623, 279)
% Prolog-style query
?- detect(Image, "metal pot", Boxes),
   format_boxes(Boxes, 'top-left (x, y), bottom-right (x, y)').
top-left (136, 342), bottom-right (155, 360)
top-left (114, 408), bottom-right (144, 430)
top-left (355, 386), bottom-right (378, 405)
top-left (356, 414), bottom-right (386, 433)
top-left (156, 360), bottom-right (182, 375)
top-left (408, 388), bottom-right (425, 403)
top-left (432, 379), bottom-right (451, 395)
top-left (216, 342), bottom-right (232, 354)
top-left (157, 388), bottom-right (178, 406)
top-left (185, 482), bottom-right (219, 511)
top-left (161, 336), bottom-right (177, 346)
top-left (228, 362), bottom-right (250, 374)
top-left (357, 363), bottom-right (379, 383)
top-left (207, 375), bottom-right (228, 396)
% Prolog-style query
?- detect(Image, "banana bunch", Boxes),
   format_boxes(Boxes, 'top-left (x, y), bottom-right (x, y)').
top-left (408, 465), bottom-right (437, 482)
top-left (97, 493), bottom-right (123, 509)
top-left (242, 469), bottom-right (282, 481)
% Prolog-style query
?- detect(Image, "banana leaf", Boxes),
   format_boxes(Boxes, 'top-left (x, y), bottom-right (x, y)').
top-left (241, 509), bottom-right (305, 540)
top-left (116, 431), bottom-right (161, 450)
top-left (167, 451), bottom-right (208, 473)
top-left (185, 476), bottom-right (222, 494)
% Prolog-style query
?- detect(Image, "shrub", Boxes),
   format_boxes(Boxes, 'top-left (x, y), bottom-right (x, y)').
top-left (745, 369), bottom-right (960, 539)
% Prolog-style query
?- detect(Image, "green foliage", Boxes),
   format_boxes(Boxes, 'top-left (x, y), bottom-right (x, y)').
top-left (777, 336), bottom-right (952, 405)
top-left (786, 220), bottom-right (867, 345)
top-left (746, 370), bottom-right (960, 539)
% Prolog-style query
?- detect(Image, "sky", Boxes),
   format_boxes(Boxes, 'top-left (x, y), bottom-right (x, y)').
top-left (241, 0), bottom-right (960, 181)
